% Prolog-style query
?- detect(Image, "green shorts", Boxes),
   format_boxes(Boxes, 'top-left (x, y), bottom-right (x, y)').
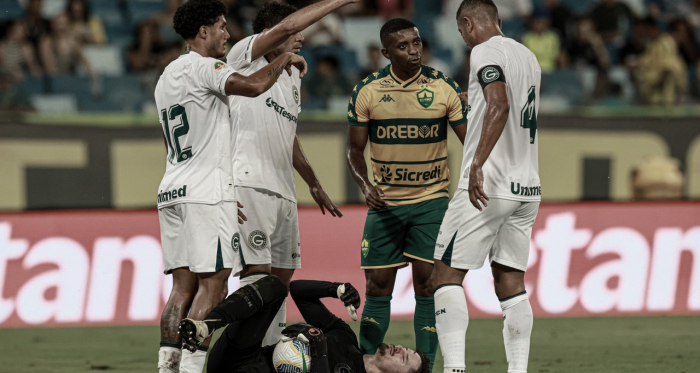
top-left (360, 197), bottom-right (448, 269)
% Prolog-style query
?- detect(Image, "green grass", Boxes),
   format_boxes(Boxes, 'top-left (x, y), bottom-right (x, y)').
top-left (1, 316), bottom-right (698, 372)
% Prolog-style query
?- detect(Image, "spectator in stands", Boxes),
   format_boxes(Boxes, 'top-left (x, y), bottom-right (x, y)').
top-left (681, 0), bottom-right (700, 42)
top-left (590, 0), bottom-right (635, 44)
top-left (66, 0), bottom-right (107, 45)
top-left (22, 0), bottom-right (50, 58)
top-left (568, 18), bottom-right (611, 99)
top-left (522, 10), bottom-right (562, 73)
top-left (620, 19), bottom-right (648, 73)
top-left (40, 13), bottom-right (93, 77)
top-left (303, 14), bottom-right (344, 47)
top-left (304, 55), bottom-right (352, 107)
top-left (453, 49), bottom-right (471, 89)
top-left (128, 0), bottom-right (183, 72)
top-left (0, 20), bottom-right (43, 81)
top-left (223, 0), bottom-right (246, 44)
top-left (359, 44), bottom-right (383, 77)
top-left (492, 0), bottom-right (533, 20)
top-left (421, 40), bottom-right (452, 76)
top-left (636, 17), bottom-right (688, 105)
top-left (543, 0), bottom-right (573, 45)
top-left (668, 18), bottom-right (699, 67)
top-left (367, 0), bottom-right (414, 20)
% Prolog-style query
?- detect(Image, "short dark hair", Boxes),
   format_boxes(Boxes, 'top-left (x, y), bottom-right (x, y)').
top-left (456, 0), bottom-right (499, 21)
top-left (413, 350), bottom-right (431, 373)
top-left (252, 1), bottom-right (298, 34)
top-left (380, 18), bottom-right (417, 46)
top-left (173, 0), bottom-right (227, 40)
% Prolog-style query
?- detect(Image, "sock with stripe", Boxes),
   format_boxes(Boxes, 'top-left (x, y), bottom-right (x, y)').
top-left (157, 342), bottom-right (181, 373)
top-left (434, 284), bottom-right (468, 373)
top-left (178, 346), bottom-right (208, 373)
top-left (359, 295), bottom-right (392, 354)
top-left (500, 291), bottom-right (533, 373)
top-left (262, 296), bottom-right (287, 346)
top-left (414, 295), bottom-right (439, 371)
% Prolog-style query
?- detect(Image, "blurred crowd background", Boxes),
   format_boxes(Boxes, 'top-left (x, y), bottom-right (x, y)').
top-left (3, 0), bottom-right (700, 112)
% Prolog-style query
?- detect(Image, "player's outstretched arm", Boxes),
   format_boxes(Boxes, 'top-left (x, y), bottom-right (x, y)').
top-left (223, 52), bottom-right (307, 96)
top-left (468, 81), bottom-right (510, 211)
top-left (250, 0), bottom-right (359, 61)
top-left (346, 126), bottom-right (387, 210)
top-left (293, 136), bottom-right (343, 217)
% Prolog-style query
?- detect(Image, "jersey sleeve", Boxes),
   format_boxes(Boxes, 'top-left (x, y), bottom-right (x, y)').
top-left (226, 34), bottom-right (258, 72)
top-left (348, 84), bottom-right (370, 126)
top-left (445, 79), bottom-right (467, 126)
top-left (471, 43), bottom-right (507, 90)
top-left (198, 58), bottom-right (237, 95)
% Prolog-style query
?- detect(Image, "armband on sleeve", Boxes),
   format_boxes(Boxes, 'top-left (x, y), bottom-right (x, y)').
top-left (476, 65), bottom-right (506, 89)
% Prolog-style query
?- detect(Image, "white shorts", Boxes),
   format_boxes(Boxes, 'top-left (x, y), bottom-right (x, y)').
top-left (158, 201), bottom-right (241, 274)
top-left (433, 190), bottom-right (539, 271)
top-left (235, 186), bottom-right (301, 274)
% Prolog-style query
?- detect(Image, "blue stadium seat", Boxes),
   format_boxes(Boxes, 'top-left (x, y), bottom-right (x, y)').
top-left (500, 19), bottom-right (526, 41)
top-left (312, 46), bottom-right (359, 76)
top-left (50, 75), bottom-right (91, 95)
top-left (90, 0), bottom-right (123, 26)
top-left (561, 0), bottom-right (594, 15)
top-left (542, 70), bottom-right (583, 104)
top-left (126, 0), bottom-right (165, 25)
top-left (105, 24), bottom-right (135, 49)
top-left (16, 77), bottom-right (45, 96)
top-left (0, 0), bottom-right (23, 22)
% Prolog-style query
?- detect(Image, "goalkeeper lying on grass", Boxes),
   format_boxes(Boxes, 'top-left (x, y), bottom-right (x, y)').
top-left (179, 275), bottom-right (430, 373)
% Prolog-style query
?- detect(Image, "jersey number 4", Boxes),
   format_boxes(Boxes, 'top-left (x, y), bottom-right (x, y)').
top-left (161, 104), bottom-right (192, 163)
top-left (520, 86), bottom-right (537, 144)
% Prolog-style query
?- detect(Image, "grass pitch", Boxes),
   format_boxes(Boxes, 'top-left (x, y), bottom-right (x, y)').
top-left (1, 316), bottom-right (698, 372)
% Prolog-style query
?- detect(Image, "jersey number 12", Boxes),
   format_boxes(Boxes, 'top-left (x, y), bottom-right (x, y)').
top-left (520, 86), bottom-right (537, 144)
top-left (161, 104), bottom-right (192, 163)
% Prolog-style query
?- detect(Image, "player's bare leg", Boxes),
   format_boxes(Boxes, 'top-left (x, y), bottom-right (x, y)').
top-left (411, 260), bottom-right (440, 370)
top-left (492, 262), bottom-right (532, 373)
top-left (179, 268), bottom-right (231, 373)
top-left (431, 260), bottom-right (469, 373)
top-left (159, 268), bottom-right (198, 373)
top-left (359, 267), bottom-right (397, 354)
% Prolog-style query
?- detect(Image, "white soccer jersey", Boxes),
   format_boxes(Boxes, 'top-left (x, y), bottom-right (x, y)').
top-left (227, 34), bottom-right (302, 202)
top-left (155, 51), bottom-right (238, 208)
top-left (457, 36), bottom-right (542, 201)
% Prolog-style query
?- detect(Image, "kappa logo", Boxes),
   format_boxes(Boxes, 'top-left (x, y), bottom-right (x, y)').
top-left (248, 230), bottom-right (267, 250)
top-left (362, 317), bottom-right (380, 325)
top-left (481, 66), bottom-right (500, 83)
top-left (421, 326), bottom-right (437, 333)
top-left (378, 94), bottom-right (395, 103)
top-left (231, 233), bottom-right (240, 252)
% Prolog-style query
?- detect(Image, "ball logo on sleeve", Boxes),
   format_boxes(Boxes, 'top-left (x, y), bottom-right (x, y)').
top-left (482, 66), bottom-right (500, 83)
top-left (231, 233), bottom-right (240, 252)
top-left (249, 230), bottom-right (268, 250)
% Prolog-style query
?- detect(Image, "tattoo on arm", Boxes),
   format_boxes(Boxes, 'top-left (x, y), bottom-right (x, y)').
top-left (267, 64), bottom-right (283, 78)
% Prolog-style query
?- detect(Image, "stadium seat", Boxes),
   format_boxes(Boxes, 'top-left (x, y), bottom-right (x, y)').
top-left (83, 45), bottom-right (125, 76)
top-left (561, 0), bottom-right (593, 15)
top-left (16, 77), bottom-right (45, 96)
top-left (90, 0), bottom-right (124, 27)
top-left (341, 17), bottom-right (384, 66)
top-left (500, 19), bottom-right (526, 41)
top-left (541, 70), bottom-right (583, 104)
top-left (30, 94), bottom-right (79, 113)
top-left (312, 46), bottom-right (359, 76)
top-left (433, 15), bottom-right (470, 67)
top-left (104, 24), bottom-right (135, 49)
top-left (126, 0), bottom-right (165, 25)
top-left (0, 0), bottom-right (23, 22)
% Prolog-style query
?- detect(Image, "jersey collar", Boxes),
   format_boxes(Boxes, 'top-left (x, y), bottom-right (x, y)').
top-left (389, 65), bottom-right (423, 88)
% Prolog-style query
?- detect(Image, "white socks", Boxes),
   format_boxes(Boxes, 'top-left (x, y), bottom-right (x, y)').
top-left (262, 296), bottom-right (287, 346)
top-left (157, 346), bottom-right (181, 373)
top-left (179, 348), bottom-right (207, 373)
top-left (239, 273), bottom-right (287, 347)
top-left (434, 284), bottom-right (469, 373)
top-left (500, 292), bottom-right (533, 373)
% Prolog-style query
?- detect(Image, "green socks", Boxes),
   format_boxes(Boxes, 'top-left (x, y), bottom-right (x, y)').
top-left (415, 295), bottom-right (438, 372)
top-left (359, 295), bottom-right (392, 354)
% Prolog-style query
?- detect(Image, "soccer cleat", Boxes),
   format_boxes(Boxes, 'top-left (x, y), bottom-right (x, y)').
top-left (178, 318), bottom-right (211, 353)
top-left (337, 284), bottom-right (357, 321)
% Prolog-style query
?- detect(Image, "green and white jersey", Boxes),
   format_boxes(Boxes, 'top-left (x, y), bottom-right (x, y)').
top-left (155, 51), bottom-right (238, 208)
top-left (458, 36), bottom-right (542, 201)
top-left (227, 34), bottom-right (302, 203)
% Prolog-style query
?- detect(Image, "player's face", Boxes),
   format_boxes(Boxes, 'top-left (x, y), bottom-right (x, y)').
top-left (383, 28), bottom-right (422, 72)
top-left (275, 31), bottom-right (304, 55)
top-left (370, 343), bottom-right (422, 373)
top-left (207, 15), bottom-right (230, 58)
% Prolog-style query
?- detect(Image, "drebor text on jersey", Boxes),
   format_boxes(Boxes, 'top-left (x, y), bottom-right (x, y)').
top-left (157, 186), bottom-right (187, 204)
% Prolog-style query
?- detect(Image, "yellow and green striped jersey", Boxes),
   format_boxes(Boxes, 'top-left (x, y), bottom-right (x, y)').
top-left (348, 64), bottom-right (467, 206)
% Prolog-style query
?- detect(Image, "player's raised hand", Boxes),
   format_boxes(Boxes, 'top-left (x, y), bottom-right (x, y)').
top-left (287, 53), bottom-right (308, 78)
top-left (237, 201), bottom-right (247, 224)
top-left (310, 185), bottom-right (343, 217)
top-left (363, 185), bottom-right (388, 210)
top-left (468, 165), bottom-right (489, 211)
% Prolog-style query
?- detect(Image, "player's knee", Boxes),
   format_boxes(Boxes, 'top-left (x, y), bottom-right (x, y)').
top-left (365, 278), bottom-right (393, 296)
top-left (254, 274), bottom-right (287, 301)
